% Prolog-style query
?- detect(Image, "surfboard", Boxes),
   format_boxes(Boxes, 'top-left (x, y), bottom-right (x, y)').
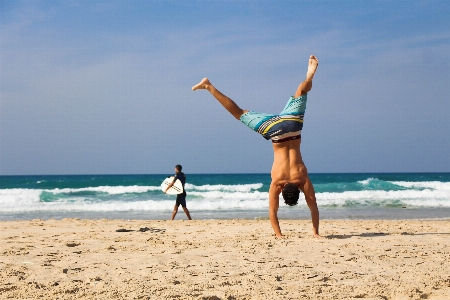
top-left (161, 176), bottom-right (184, 195)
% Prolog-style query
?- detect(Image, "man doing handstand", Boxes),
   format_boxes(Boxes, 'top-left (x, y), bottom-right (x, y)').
top-left (192, 55), bottom-right (321, 238)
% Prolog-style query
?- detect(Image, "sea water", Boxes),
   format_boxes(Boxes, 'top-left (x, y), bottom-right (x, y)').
top-left (1, 173), bottom-right (450, 221)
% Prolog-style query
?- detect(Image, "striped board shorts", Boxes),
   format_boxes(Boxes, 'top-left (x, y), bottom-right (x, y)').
top-left (239, 94), bottom-right (307, 143)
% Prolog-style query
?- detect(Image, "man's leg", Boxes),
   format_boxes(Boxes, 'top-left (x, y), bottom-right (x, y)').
top-left (299, 178), bottom-right (321, 238)
top-left (171, 206), bottom-right (178, 220)
top-left (192, 78), bottom-right (247, 120)
top-left (182, 207), bottom-right (192, 220)
top-left (294, 55), bottom-right (319, 97)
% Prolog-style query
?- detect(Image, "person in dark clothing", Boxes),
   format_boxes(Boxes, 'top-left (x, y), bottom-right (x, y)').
top-left (164, 164), bottom-right (192, 220)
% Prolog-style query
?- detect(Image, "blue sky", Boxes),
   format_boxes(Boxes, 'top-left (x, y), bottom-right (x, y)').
top-left (1, 0), bottom-right (449, 175)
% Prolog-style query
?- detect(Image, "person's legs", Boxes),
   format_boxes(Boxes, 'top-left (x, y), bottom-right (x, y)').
top-left (171, 205), bottom-right (179, 220)
top-left (192, 78), bottom-right (247, 120)
top-left (294, 55), bottom-right (319, 97)
top-left (182, 207), bottom-right (192, 220)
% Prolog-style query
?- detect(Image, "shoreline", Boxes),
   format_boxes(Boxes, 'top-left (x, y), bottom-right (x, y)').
top-left (1, 219), bottom-right (450, 299)
top-left (2, 206), bottom-right (450, 222)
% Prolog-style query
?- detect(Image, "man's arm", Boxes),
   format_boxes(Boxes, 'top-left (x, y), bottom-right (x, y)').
top-left (269, 183), bottom-right (283, 238)
top-left (164, 177), bottom-right (177, 194)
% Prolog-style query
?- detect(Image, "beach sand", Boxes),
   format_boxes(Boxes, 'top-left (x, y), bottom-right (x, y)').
top-left (1, 219), bottom-right (449, 299)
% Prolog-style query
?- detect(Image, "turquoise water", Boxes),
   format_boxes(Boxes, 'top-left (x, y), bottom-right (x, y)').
top-left (1, 173), bottom-right (450, 220)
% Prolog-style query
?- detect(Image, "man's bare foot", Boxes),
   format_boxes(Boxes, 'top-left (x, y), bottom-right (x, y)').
top-left (192, 78), bottom-right (211, 91)
top-left (306, 55), bottom-right (319, 81)
top-left (313, 233), bottom-right (325, 238)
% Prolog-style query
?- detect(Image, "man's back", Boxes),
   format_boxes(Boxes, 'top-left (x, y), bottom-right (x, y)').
top-left (269, 137), bottom-right (320, 238)
top-left (271, 139), bottom-right (308, 190)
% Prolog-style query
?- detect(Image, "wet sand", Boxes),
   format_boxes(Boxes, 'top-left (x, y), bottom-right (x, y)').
top-left (1, 219), bottom-right (449, 299)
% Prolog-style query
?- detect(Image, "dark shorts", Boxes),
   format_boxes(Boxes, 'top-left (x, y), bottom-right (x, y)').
top-left (175, 193), bottom-right (187, 207)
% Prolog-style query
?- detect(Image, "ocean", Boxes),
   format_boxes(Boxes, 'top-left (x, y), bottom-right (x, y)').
top-left (1, 173), bottom-right (450, 221)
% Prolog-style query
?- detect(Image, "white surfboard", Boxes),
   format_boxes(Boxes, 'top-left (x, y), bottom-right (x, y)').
top-left (161, 176), bottom-right (184, 195)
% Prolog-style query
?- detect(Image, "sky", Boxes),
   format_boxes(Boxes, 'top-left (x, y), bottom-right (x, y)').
top-left (1, 0), bottom-right (449, 175)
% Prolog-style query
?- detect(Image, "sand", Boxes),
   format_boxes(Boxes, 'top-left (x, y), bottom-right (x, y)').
top-left (1, 219), bottom-right (449, 300)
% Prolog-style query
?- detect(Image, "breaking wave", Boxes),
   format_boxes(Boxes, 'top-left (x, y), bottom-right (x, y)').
top-left (1, 178), bottom-right (449, 213)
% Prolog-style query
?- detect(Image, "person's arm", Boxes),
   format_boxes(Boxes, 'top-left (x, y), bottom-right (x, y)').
top-left (164, 177), bottom-right (177, 194)
top-left (269, 183), bottom-right (283, 238)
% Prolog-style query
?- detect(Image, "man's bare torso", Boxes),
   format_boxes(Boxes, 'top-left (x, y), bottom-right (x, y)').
top-left (270, 138), bottom-right (308, 192)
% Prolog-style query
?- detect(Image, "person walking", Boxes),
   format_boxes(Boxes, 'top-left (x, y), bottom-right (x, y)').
top-left (164, 164), bottom-right (192, 220)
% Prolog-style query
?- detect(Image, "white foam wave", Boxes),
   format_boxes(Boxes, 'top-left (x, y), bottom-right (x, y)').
top-left (188, 190), bottom-right (267, 200)
top-left (46, 185), bottom-right (161, 195)
top-left (0, 188), bottom-right (269, 212)
top-left (0, 197), bottom-right (268, 212)
top-left (357, 178), bottom-right (377, 185)
top-left (0, 183), bottom-right (265, 199)
top-left (318, 189), bottom-right (450, 207)
top-left (1, 180), bottom-right (450, 213)
top-left (391, 181), bottom-right (450, 191)
top-left (185, 183), bottom-right (263, 192)
top-left (0, 189), bottom-right (42, 204)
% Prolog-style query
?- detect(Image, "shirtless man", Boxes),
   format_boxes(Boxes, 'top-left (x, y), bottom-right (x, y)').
top-left (192, 55), bottom-right (320, 238)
